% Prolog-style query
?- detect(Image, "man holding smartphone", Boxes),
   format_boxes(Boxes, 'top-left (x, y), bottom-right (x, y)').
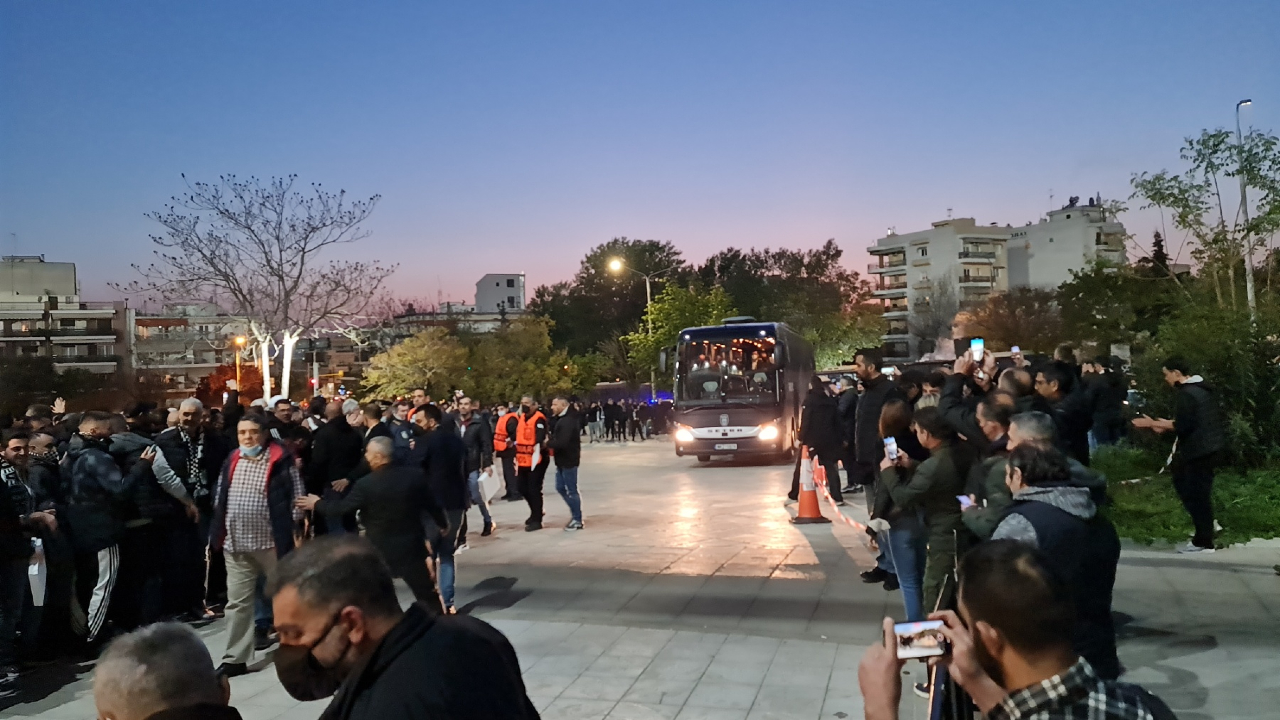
top-left (1132, 356), bottom-right (1225, 554)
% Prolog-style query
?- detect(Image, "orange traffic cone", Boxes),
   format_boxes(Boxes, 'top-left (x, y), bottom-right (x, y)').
top-left (791, 446), bottom-right (831, 525)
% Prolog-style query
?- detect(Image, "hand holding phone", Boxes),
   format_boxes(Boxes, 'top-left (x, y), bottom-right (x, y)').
top-left (883, 437), bottom-right (899, 461)
top-left (970, 338), bottom-right (985, 363)
top-left (894, 620), bottom-right (950, 659)
top-left (957, 495), bottom-right (974, 510)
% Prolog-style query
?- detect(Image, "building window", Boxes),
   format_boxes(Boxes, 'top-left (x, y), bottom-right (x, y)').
top-left (918, 247), bottom-right (927, 257)
top-left (507, 296), bottom-right (516, 306)
top-left (506, 278), bottom-right (515, 288)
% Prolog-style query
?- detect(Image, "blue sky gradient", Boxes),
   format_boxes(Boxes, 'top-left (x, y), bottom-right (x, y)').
top-left (2, 1), bottom-right (1277, 302)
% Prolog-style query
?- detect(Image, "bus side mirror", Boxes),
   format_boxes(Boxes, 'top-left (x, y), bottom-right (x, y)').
top-left (773, 345), bottom-right (784, 366)
top-left (658, 348), bottom-right (669, 373)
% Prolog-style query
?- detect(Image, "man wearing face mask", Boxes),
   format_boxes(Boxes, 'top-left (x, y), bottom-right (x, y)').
top-left (209, 417), bottom-right (305, 678)
top-left (269, 536), bottom-right (538, 718)
top-left (513, 396), bottom-right (549, 532)
top-left (857, 541), bottom-right (1173, 720)
top-left (63, 411), bottom-right (156, 646)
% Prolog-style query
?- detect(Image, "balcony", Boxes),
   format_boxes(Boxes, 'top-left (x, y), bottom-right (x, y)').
top-left (958, 275), bottom-right (996, 287)
top-left (0, 327), bottom-right (117, 339)
top-left (959, 250), bottom-right (997, 261)
top-left (868, 257), bottom-right (907, 274)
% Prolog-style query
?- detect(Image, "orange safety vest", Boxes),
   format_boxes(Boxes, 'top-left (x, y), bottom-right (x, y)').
top-left (515, 410), bottom-right (546, 468)
top-left (493, 413), bottom-right (518, 453)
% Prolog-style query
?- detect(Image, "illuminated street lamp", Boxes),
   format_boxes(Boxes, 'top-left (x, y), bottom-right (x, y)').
top-left (608, 258), bottom-right (680, 401)
top-left (234, 336), bottom-right (246, 389)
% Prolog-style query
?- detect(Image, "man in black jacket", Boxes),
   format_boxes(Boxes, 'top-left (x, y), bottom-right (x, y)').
top-left (791, 377), bottom-right (844, 504)
top-left (308, 400), bottom-right (365, 535)
top-left (456, 397), bottom-right (494, 537)
top-left (63, 412), bottom-right (156, 645)
top-left (850, 350), bottom-right (904, 585)
top-left (1133, 356), bottom-right (1226, 553)
top-left (298, 438), bottom-right (446, 609)
top-left (1035, 362), bottom-right (1092, 466)
top-left (412, 404), bottom-right (468, 614)
top-left (547, 396), bottom-right (584, 531)
top-left (269, 536), bottom-right (537, 717)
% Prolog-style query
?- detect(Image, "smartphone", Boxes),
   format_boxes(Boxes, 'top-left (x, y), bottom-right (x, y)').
top-left (894, 620), bottom-right (949, 659)
top-left (883, 437), bottom-right (899, 460)
top-left (971, 337), bottom-right (985, 363)
top-left (1011, 345), bottom-right (1021, 354)
top-left (957, 495), bottom-right (974, 510)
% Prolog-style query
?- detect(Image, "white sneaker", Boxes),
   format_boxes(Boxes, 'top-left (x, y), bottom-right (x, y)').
top-left (1177, 542), bottom-right (1215, 554)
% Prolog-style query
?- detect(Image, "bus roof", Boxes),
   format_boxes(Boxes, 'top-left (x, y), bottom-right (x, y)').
top-left (678, 321), bottom-right (795, 340)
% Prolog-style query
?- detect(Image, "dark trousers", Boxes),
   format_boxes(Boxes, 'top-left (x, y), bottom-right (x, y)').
top-left (788, 449), bottom-right (843, 502)
top-left (0, 558), bottom-right (40, 666)
top-left (500, 455), bottom-right (519, 498)
top-left (112, 522), bottom-right (167, 631)
top-left (36, 530), bottom-right (75, 656)
top-left (391, 557), bottom-right (441, 612)
top-left (1173, 454), bottom-right (1217, 548)
top-left (517, 461), bottom-right (550, 525)
top-left (165, 514), bottom-right (208, 616)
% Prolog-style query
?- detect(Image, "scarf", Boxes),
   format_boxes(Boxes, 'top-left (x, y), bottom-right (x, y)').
top-left (180, 427), bottom-right (208, 499)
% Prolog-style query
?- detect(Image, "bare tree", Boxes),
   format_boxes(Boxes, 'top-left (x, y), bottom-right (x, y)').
top-left (119, 175), bottom-right (395, 398)
top-left (908, 275), bottom-right (959, 356)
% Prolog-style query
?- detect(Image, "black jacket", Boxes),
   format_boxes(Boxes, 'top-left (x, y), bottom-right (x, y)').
top-left (316, 465), bottom-right (447, 569)
top-left (938, 374), bottom-right (989, 454)
top-left (546, 411), bottom-right (581, 469)
top-left (799, 388), bottom-right (842, 453)
top-left (417, 428), bottom-right (469, 511)
top-left (457, 415), bottom-right (493, 474)
top-left (855, 374), bottom-right (905, 464)
top-left (62, 434), bottom-right (149, 552)
top-left (309, 416), bottom-right (365, 492)
top-left (1048, 390), bottom-right (1093, 466)
top-left (154, 426), bottom-right (231, 509)
top-left (1174, 380), bottom-right (1226, 462)
top-left (112, 432), bottom-right (173, 523)
top-left (320, 603), bottom-right (538, 720)
top-left (837, 389), bottom-right (858, 445)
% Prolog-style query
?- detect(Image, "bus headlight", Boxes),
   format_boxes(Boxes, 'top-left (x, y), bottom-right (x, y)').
top-left (758, 424), bottom-right (779, 441)
top-left (675, 426), bottom-right (694, 443)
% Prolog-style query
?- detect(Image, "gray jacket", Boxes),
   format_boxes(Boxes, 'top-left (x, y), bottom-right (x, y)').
top-left (992, 485), bottom-right (1095, 546)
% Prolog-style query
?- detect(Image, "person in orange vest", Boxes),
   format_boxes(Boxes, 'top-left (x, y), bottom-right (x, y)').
top-left (493, 405), bottom-right (522, 502)
top-left (514, 395), bottom-right (550, 531)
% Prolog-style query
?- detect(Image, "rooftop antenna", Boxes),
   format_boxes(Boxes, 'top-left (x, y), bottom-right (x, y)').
top-left (1049, 188), bottom-right (1054, 211)
top-left (946, 207), bottom-right (953, 219)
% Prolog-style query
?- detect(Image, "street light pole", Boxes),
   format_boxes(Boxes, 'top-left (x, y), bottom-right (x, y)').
top-left (1237, 99), bottom-right (1256, 321)
top-left (609, 259), bottom-right (676, 403)
top-left (234, 336), bottom-right (246, 389)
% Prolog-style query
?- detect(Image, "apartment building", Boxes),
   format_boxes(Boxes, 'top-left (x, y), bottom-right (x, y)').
top-left (0, 256), bottom-right (131, 375)
top-left (868, 218), bottom-right (1011, 359)
top-left (474, 273), bottom-right (526, 313)
top-left (1006, 197), bottom-right (1128, 288)
top-left (133, 304), bottom-right (249, 396)
top-left (395, 273), bottom-right (527, 335)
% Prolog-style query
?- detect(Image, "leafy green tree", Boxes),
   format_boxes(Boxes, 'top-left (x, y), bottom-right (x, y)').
top-left (622, 284), bottom-right (737, 389)
top-left (528, 238), bottom-right (689, 356)
top-left (466, 316), bottom-right (588, 403)
top-left (362, 327), bottom-right (467, 398)
top-left (969, 287), bottom-right (1064, 353)
top-left (0, 358), bottom-right (107, 415)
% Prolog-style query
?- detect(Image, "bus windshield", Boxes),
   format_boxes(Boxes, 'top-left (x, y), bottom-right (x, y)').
top-left (676, 337), bottom-right (778, 406)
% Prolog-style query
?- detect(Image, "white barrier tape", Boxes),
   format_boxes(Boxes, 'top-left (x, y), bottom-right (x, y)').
top-left (812, 464), bottom-right (869, 531)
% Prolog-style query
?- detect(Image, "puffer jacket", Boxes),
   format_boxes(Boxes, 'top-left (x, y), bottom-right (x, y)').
top-left (111, 432), bottom-right (173, 524)
top-left (62, 434), bottom-right (149, 552)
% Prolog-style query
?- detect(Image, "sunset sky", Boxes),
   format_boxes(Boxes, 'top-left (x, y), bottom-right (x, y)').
top-left (2, 1), bottom-right (1276, 305)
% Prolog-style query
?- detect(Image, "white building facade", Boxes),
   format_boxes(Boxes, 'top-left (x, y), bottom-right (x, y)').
top-left (474, 273), bottom-right (526, 313)
top-left (1006, 198), bottom-right (1127, 288)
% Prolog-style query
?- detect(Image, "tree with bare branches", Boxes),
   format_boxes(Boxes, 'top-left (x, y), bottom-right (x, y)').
top-left (120, 175), bottom-right (395, 399)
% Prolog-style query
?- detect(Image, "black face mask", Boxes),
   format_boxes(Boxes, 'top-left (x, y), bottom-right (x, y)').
top-left (275, 611), bottom-right (353, 701)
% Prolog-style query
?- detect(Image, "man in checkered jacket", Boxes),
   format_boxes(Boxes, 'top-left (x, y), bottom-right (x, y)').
top-left (858, 541), bottom-right (1176, 720)
top-left (209, 415), bottom-right (305, 678)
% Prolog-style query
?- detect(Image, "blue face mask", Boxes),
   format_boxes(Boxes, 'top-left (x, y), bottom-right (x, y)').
top-left (240, 444), bottom-right (265, 457)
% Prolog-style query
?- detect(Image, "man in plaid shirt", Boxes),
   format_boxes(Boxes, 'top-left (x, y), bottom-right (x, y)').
top-left (210, 416), bottom-right (304, 678)
top-left (859, 541), bottom-right (1176, 720)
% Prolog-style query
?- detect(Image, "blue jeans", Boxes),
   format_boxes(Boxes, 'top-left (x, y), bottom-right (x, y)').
top-left (434, 509), bottom-right (465, 609)
top-left (884, 512), bottom-right (928, 622)
top-left (466, 471), bottom-right (492, 525)
top-left (555, 466), bottom-right (582, 523)
top-left (254, 573), bottom-right (272, 630)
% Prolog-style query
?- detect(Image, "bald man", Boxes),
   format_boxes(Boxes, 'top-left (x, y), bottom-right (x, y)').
top-left (93, 622), bottom-right (238, 720)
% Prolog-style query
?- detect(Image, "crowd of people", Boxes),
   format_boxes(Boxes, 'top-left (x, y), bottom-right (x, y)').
top-left (795, 343), bottom-right (1216, 718)
top-left (0, 385), bottom-right (593, 695)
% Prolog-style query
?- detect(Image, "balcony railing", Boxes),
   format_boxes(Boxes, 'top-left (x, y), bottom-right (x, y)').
top-left (959, 275), bottom-right (995, 285)
top-left (52, 354), bottom-right (122, 364)
top-left (2, 328), bottom-right (117, 338)
top-left (877, 278), bottom-right (909, 291)
top-left (959, 250), bottom-right (997, 260)
top-left (868, 257), bottom-right (906, 273)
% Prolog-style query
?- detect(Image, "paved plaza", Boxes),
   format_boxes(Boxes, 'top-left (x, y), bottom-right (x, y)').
top-left (6, 439), bottom-right (1280, 720)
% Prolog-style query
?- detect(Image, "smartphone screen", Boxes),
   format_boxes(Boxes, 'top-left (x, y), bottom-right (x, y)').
top-left (971, 337), bottom-right (985, 362)
top-left (894, 620), bottom-right (948, 659)
top-left (957, 495), bottom-right (974, 510)
top-left (1011, 345), bottom-right (1021, 354)
top-left (883, 437), bottom-right (899, 460)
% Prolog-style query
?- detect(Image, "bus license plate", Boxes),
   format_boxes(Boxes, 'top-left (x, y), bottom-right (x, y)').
top-left (714, 443), bottom-right (738, 451)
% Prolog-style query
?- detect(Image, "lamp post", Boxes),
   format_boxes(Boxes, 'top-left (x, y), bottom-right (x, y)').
top-left (234, 336), bottom-right (246, 389)
top-left (608, 258), bottom-right (678, 402)
top-left (1237, 99), bottom-right (1256, 321)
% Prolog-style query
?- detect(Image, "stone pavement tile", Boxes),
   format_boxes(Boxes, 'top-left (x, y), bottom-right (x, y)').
top-left (821, 688), bottom-right (864, 720)
top-left (268, 703), bottom-right (325, 720)
top-left (521, 671), bottom-right (580, 698)
top-left (585, 652), bottom-right (659, 679)
top-left (528, 694), bottom-right (558, 713)
top-left (540, 697), bottom-right (617, 720)
top-left (605, 701), bottom-right (681, 720)
top-left (560, 672), bottom-right (641, 702)
top-left (685, 681), bottom-right (761, 711)
top-left (604, 627), bottom-right (677, 657)
top-left (749, 683), bottom-right (825, 717)
top-left (635, 656), bottom-right (714, 681)
top-left (673, 706), bottom-right (749, 720)
top-left (621, 676), bottom-right (700, 707)
top-left (700, 657), bottom-right (773, 685)
top-left (761, 660), bottom-right (830, 689)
